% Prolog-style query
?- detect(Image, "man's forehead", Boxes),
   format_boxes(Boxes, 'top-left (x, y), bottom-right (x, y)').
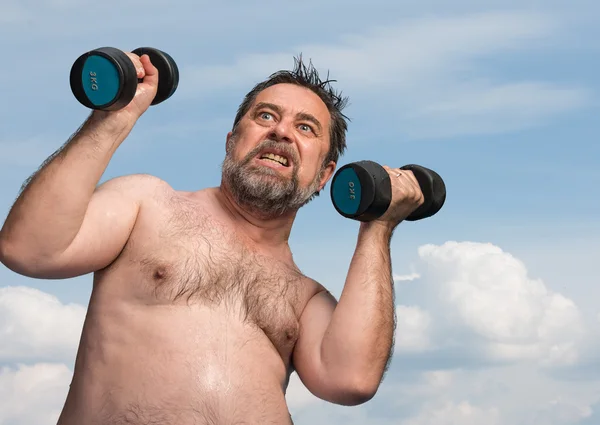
top-left (251, 83), bottom-right (329, 116)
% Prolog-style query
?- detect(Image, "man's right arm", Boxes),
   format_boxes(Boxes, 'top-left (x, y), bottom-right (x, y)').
top-left (0, 52), bottom-right (160, 279)
top-left (0, 111), bottom-right (146, 279)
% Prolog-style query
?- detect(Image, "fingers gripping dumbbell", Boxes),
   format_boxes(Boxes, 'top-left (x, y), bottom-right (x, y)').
top-left (330, 160), bottom-right (447, 222)
top-left (69, 47), bottom-right (179, 111)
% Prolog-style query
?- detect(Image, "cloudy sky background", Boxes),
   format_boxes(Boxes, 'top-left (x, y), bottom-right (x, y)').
top-left (1, 0), bottom-right (599, 424)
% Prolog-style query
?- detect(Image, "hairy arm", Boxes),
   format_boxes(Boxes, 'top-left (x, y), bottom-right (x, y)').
top-left (0, 111), bottom-right (155, 278)
top-left (292, 221), bottom-right (395, 406)
top-left (0, 53), bottom-right (161, 279)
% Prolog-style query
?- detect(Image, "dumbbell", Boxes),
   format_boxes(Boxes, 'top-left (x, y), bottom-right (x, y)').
top-left (330, 160), bottom-right (446, 222)
top-left (69, 47), bottom-right (179, 111)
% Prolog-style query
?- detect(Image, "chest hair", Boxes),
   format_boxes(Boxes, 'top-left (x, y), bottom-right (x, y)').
top-left (129, 196), bottom-right (307, 353)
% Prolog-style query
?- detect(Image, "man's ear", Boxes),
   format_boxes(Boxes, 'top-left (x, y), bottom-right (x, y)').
top-left (318, 161), bottom-right (337, 191)
top-left (226, 131), bottom-right (233, 153)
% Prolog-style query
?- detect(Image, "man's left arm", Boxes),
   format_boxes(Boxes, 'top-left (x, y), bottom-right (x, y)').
top-left (292, 220), bottom-right (396, 406)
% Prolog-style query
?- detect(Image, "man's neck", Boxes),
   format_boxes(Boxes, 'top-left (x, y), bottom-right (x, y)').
top-left (214, 183), bottom-right (297, 250)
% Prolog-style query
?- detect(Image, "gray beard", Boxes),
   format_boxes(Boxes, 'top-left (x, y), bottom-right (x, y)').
top-left (221, 136), bottom-right (323, 219)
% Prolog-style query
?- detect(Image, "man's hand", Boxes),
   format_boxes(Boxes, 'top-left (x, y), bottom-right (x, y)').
top-left (372, 166), bottom-right (425, 230)
top-left (94, 52), bottom-right (160, 126)
top-left (120, 52), bottom-right (160, 119)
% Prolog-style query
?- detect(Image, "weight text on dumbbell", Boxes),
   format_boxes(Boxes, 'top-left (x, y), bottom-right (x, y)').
top-left (348, 182), bottom-right (355, 200)
top-left (89, 72), bottom-right (98, 91)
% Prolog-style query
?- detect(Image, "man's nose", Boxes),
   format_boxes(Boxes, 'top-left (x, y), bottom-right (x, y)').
top-left (269, 119), bottom-right (295, 143)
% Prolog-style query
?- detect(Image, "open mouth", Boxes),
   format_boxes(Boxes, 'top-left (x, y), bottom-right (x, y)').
top-left (257, 151), bottom-right (290, 167)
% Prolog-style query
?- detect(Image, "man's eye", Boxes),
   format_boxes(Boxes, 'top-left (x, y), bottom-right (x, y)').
top-left (299, 124), bottom-right (312, 132)
top-left (260, 112), bottom-right (272, 120)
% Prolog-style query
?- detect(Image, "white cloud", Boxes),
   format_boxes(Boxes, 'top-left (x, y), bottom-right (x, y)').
top-left (395, 305), bottom-right (433, 353)
top-left (404, 81), bottom-right (590, 138)
top-left (182, 11), bottom-right (556, 93)
top-left (286, 372), bottom-right (321, 412)
top-left (179, 10), bottom-right (588, 139)
top-left (414, 82), bottom-right (586, 117)
top-left (528, 397), bottom-right (594, 425)
top-left (420, 370), bottom-right (454, 391)
top-left (401, 400), bottom-right (502, 425)
top-left (0, 363), bottom-right (71, 425)
top-left (370, 365), bottom-right (600, 425)
top-left (406, 241), bottom-right (587, 367)
top-left (377, 369), bottom-right (457, 406)
top-left (0, 286), bottom-right (86, 363)
top-left (394, 272), bottom-right (421, 282)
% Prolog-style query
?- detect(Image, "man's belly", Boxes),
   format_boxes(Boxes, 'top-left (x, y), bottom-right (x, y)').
top-left (57, 298), bottom-right (294, 425)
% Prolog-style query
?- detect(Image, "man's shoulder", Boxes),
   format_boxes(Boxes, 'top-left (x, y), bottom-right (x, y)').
top-left (97, 173), bottom-right (174, 199)
top-left (99, 173), bottom-right (171, 189)
top-left (299, 274), bottom-right (335, 302)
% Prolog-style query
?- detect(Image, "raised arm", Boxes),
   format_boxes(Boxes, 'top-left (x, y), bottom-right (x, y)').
top-left (292, 166), bottom-right (425, 406)
top-left (292, 223), bottom-right (395, 406)
top-left (0, 52), bottom-right (159, 279)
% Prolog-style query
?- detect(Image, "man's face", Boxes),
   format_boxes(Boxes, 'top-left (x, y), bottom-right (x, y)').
top-left (222, 83), bottom-right (336, 218)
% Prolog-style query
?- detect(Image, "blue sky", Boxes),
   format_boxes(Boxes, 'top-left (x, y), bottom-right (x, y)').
top-left (1, 1), bottom-right (599, 424)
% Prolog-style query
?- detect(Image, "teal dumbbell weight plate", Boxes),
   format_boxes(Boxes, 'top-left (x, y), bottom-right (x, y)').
top-left (69, 46), bottom-right (179, 111)
top-left (330, 161), bottom-right (392, 221)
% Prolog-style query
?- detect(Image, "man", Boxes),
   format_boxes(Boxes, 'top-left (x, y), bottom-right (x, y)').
top-left (0, 52), bottom-right (424, 424)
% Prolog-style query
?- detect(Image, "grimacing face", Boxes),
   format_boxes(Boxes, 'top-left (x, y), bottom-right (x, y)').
top-left (222, 83), bottom-right (337, 218)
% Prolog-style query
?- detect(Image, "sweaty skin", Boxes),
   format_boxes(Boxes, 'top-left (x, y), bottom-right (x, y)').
top-left (57, 183), bottom-right (322, 424)
top-left (0, 53), bottom-right (423, 425)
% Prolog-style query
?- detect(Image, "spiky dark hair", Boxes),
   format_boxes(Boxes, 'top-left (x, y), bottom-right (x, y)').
top-left (232, 54), bottom-right (350, 166)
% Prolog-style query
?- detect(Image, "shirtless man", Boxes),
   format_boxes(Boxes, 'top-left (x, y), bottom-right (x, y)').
top-left (0, 53), bottom-right (424, 424)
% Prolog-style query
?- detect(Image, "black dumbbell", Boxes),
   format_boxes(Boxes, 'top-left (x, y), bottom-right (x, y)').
top-left (69, 47), bottom-right (179, 111)
top-left (330, 160), bottom-right (446, 222)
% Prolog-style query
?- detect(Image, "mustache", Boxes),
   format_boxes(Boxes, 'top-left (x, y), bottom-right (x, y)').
top-left (242, 139), bottom-right (299, 166)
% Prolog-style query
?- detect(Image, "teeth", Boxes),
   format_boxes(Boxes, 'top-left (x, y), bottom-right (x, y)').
top-left (261, 153), bottom-right (288, 166)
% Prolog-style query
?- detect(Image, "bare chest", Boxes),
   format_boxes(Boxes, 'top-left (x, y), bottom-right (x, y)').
top-left (120, 200), bottom-right (312, 359)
